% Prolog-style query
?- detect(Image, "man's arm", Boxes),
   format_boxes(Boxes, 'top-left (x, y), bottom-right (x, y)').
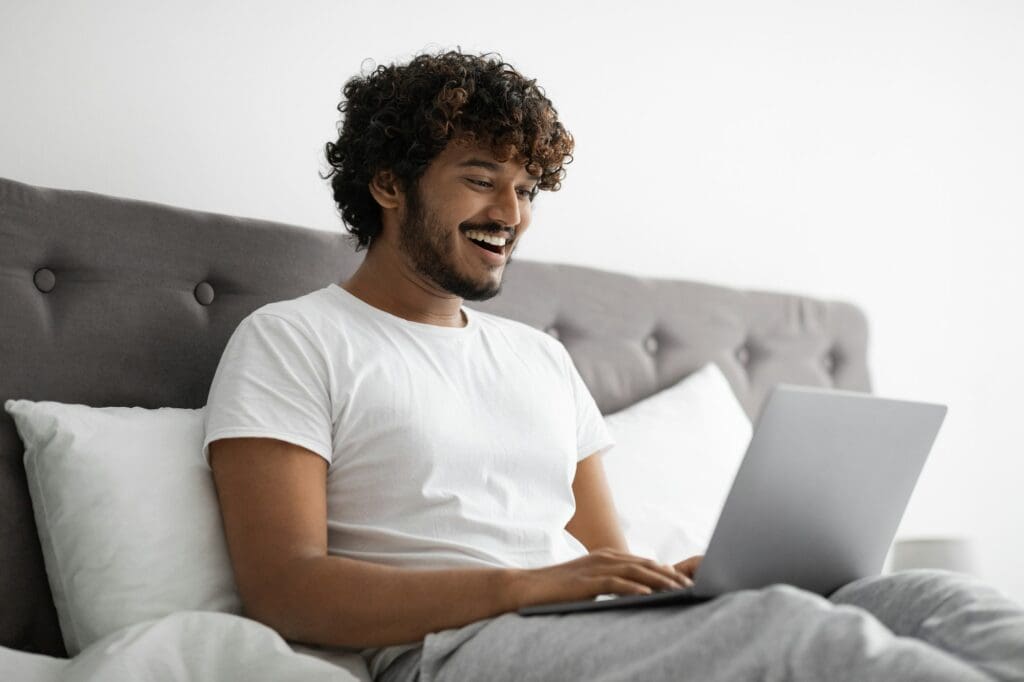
top-left (210, 438), bottom-right (691, 649)
top-left (209, 436), bottom-right (520, 649)
top-left (565, 452), bottom-right (630, 553)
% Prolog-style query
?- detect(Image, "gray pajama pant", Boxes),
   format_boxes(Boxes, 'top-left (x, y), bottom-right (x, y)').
top-left (378, 570), bottom-right (1024, 682)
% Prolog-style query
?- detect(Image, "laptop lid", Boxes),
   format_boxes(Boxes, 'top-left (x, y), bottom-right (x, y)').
top-left (692, 384), bottom-right (947, 598)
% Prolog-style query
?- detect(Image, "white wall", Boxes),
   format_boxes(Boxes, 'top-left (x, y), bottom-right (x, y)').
top-left (2, 1), bottom-right (1021, 604)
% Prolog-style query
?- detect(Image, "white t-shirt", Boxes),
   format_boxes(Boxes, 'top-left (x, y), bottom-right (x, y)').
top-left (201, 283), bottom-right (616, 677)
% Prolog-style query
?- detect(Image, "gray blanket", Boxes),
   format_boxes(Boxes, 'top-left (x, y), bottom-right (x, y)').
top-left (380, 569), bottom-right (1023, 682)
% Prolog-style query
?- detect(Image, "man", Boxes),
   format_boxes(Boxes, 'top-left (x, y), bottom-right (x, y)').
top-left (204, 50), bottom-right (1023, 682)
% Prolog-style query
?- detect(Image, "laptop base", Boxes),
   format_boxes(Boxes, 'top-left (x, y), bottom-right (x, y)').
top-left (518, 587), bottom-right (714, 616)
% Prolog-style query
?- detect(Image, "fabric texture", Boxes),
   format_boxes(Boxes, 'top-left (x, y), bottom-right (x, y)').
top-left (379, 570), bottom-right (1024, 682)
top-left (601, 362), bottom-right (753, 564)
top-left (1, 400), bottom-right (242, 655)
top-left (0, 610), bottom-right (369, 682)
top-left (201, 283), bottom-right (616, 678)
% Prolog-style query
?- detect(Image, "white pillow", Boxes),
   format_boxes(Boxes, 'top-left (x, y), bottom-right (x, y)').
top-left (3, 400), bottom-right (241, 655)
top-left (601, 363), bottom-right (753, 565)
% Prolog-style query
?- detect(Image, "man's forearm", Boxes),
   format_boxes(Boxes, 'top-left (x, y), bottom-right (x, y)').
top-left (259, 554), bottom-right (520, 649)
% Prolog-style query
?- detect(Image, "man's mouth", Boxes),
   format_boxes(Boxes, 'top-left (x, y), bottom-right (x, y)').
top-left (463, 229), bottom-right (509, 261)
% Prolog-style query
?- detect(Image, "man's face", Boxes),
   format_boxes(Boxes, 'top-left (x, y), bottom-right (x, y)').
top-left (394, 141), bottom-right (539, 302)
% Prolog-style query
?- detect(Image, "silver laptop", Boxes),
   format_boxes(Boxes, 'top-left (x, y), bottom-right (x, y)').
top-left (519, 383), bottom-right (947, 616)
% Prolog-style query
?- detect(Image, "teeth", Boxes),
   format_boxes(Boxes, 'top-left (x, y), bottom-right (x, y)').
top-left (465, 230), bottom-right (507, 247)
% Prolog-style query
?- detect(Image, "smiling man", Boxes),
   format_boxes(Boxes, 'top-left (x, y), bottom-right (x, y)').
top-left (203, 50), bottom-right (1024, 682)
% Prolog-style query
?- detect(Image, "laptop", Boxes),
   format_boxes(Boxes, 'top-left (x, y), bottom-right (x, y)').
top-left (519, 383), bottom-right (947, 616)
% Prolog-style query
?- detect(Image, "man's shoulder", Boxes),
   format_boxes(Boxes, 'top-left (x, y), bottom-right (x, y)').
top-left (470, 307), bottom-right (567, 357)
top-left (238, 286), bottom-right (337, 336)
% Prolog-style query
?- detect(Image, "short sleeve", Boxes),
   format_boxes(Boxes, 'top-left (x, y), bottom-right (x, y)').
top-left (202, 313), bottom-right (333, 468)
top-left (560, 344), bottom-right (616, 462)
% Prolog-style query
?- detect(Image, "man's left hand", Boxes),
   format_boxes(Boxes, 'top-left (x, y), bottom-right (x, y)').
top-left (672, 555), bottom-right (704, 586)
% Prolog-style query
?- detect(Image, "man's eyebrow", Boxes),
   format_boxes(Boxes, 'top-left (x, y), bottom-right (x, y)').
top-left (457, 158), bottom-right (542, 182)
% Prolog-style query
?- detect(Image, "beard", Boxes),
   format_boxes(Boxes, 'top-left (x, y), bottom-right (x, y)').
top-left (396, 184), bottom-right (513, 302)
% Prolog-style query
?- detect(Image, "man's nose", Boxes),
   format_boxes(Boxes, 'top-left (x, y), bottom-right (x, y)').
top-left (486, 184), bottom-right (521, 228)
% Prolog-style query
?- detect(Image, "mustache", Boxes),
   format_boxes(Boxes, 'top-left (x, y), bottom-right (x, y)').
top-left (460, 222), bottom-right (515, 242)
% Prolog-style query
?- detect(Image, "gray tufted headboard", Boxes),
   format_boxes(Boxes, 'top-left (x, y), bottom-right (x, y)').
top-left (0, 175), bottom-right (871, 657)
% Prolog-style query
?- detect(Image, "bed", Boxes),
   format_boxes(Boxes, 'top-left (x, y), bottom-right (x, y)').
top-left (0, 174), bottom-right (872, 679)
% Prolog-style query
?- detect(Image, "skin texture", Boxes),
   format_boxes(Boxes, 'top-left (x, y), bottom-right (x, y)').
top-left (209, 139), bottom-right (701, 650)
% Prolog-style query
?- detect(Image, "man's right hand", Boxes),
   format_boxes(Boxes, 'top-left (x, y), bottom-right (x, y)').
top-left (507, 548), bottom-right (694, 610)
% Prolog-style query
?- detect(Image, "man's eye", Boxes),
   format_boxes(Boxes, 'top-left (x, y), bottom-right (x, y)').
top-left (467, 179), bottom-right (493, 189)
top-left (517, 188), bottom-right (537, 200)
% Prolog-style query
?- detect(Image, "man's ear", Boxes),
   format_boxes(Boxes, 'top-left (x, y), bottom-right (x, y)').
top-left (368, 170), bottom-right (403, 210)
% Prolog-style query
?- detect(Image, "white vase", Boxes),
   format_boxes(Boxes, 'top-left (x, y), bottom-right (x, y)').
top-left (889, 537), bottom-right (977, 574)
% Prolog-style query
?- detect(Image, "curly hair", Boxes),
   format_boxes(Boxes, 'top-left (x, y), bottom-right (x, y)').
top-left (323, 49), bottom-right (575, 251)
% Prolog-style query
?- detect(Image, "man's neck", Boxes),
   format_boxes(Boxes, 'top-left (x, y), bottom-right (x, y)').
top-left (340, 247), bottom-right (467, 328)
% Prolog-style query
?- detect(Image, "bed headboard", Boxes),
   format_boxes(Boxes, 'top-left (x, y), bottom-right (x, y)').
top-left (0, 175), bottom-right (871, 657)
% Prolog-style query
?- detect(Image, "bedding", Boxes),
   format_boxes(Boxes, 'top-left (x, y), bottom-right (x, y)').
top-left (0, 610), bottom-right (368, 681)
top-left (378, 570), bottom-right (1024, 682)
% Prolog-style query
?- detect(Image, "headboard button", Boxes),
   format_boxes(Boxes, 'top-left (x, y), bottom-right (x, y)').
top-left (194, 281), bottom-right (215, 306)
top-left (33, 267), bottom-right (56, 293)
top-left (823, 350), bottom-right (837, 372)
top-left (644, 335), bottom-right (659, 354)
top-left (735, 345), bottom-right (750, 365)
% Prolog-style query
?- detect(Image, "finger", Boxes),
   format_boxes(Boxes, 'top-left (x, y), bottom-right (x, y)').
top-left (673, 555), bottom-right (703, 579)
top-left (629, 554), bottom-right (683, 578)
top-left (673, 569), bottom-right (695, 587)
top-left (635, 556), bottom-right (691, 584)
top-left (646, 558), bottom-right (689, 584)
top-left (588, 552), bottom-right (692, 588)
top-left (589, 551), bottom-right (681, 582)
top-left (664, 562), bottom-right (694, 587)
top-left (642, 559), bottom-right (689, 587)
top-left (597, 575), bottom-right (655, 596)
top-left (614, 563), bottom-right (687, 591)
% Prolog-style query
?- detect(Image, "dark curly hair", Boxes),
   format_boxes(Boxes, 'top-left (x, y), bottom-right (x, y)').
top-left (323, 49), bottom-right (575, 251)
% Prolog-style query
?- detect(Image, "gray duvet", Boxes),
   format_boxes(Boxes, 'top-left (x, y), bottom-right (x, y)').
top-left (380, 570), bottom-right (1024, 682)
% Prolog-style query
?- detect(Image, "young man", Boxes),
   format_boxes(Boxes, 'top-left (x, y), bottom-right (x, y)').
top-left (204, 51), bottom-right (1024, 682)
